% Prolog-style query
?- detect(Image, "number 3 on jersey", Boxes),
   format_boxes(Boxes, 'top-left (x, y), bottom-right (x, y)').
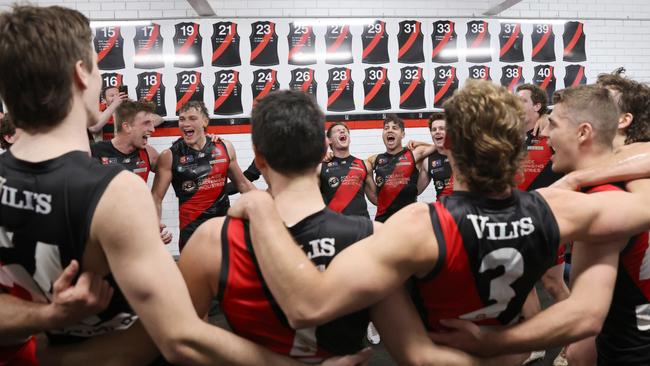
top-left (460, 247), bottom-right (524, 321)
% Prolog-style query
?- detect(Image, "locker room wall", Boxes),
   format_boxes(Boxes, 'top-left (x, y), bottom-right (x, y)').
top-left (5, 0), bottom-right (650, 254)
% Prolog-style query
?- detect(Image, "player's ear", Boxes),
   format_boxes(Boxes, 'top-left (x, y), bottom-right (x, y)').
top-left (253, 145), bottom-right (268, 170)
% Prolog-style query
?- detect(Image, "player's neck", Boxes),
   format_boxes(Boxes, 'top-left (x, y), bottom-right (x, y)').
top-left (386, 145), bottom-right (404, 155)
top-left (612, 133), bottom-right (626, 150)
top-left (574, 146), bottom-right (613, 172)
top-left (112, 135), bottom-right (136, 155)
top-left (435, 146), bottom-right (447, 155)
top-left (524, 117), bottom-right (537, 135)
top-left (269, 171), bottom-right (326, 227)
top-left (9, 102), bottom-right (90, 162)
top-left (187, 135), bottom-right (207, 151)
top-left (332, 147), bottom-right (350, 159)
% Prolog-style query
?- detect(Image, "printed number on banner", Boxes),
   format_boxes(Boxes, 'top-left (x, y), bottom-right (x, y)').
top-left (404, 68), bottom-right (420, 80)
top-left (220, 73), bottom-right (235, 84)
top-left (180, 25), bottom-right (195, 37)
top-left (256, 24), bottom-right (271, 35)
top-left (182, 74), bottom-right (197, 85)
top-left (505, 68), bottom-right (520, 79)
top-left (471, 23), bottom-right (485, 34)
top-left (295, 71), bottom-right (311, 82)
top-left (332, 70), bottom-right (348, 81)
top-left (437, 23), bottom-right (451, 34)
top-left (367, 23), bottom-right (383, 34)
top-left (368, 69), bottom-right (384, 81)
top-left (472, 68), bottom-right (487, 79)
top-left (218, 24), bottom-right (231, 36)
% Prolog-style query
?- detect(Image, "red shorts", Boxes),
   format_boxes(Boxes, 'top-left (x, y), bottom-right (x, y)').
top-left (0, 337), bottom-right (38, 366)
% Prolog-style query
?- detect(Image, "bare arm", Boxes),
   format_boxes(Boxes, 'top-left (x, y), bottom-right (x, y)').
top-left (177, 217), bottom-right (224, 319)
top-left (43, 216), bottom-right (326, 366)
top-left (412, 144), bottom-right (437, 163)
top-left (416, 159), bottom-right (429, 195)
top-left (372, 289), bottom-right (480, 366)
top-left (224, 139), bottom-right (256, 193)
top-left (151, 114), bottom-right (164, 127)
top-left (92, 172), bottom-right (313, 365)
top-left (363, 160), bottom-right (377, 205)
top-left (145, 145), bottom-right (160, 173)
top-left (539, 184), bottom-right (650, 244)
top-left (88, 94), bottom-right (127, 133)
top-left (429, 240), bottom-right (620, 357)
top-left (553, 142), bottom-right (650, 190)
top-left (229, 192), bottom-right (437, 328)
top-left (151, 149), bottom-right (172, 217)
top-left (0, 261), bottom-right (112, 345)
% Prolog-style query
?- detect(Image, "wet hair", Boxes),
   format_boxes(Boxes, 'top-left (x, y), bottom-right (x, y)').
top-left (178, 101), bottom-right (209, 120)
top-left (428, 112), bottom-right (446, 130)
top-left (251, 90), bottom-right (326, 175)
top-left (596, 73), bottom-right (650, 144)
top-left (516, 84), bottom-right (549, 115)
top-left (0, 6), bottom-right (93, 132)
top-left (383, 114), bottom-right (404, 131)
top-left (443, 80), bottom-right (525, 195)
top-left (326, 122), bottom-right (349, 138)
top-left (114, 100), bottom-right (156, 133)
top-left (552, 85), bottom-right (621, 147)
top-left (0, 114), bottom-right (16, 150)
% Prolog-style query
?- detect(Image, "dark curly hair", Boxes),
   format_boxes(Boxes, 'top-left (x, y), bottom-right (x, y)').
top-left (597, 73), bottom-right (650, 144)
top-left (1, 114), bottom-right (16, 150)
top-left (443, 80), bottom-right (525, 195)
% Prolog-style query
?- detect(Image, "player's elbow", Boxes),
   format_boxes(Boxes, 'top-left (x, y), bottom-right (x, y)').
top-left (285, 306), bottom-right (327, 329)
top-left (571, 302), bottom-right (606, 339)
top-left (158, 333), bottom-right (200, 365)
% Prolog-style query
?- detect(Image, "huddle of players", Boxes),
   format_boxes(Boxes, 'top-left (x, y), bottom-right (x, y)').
top-left (2, 5), bottom-right (650, 366)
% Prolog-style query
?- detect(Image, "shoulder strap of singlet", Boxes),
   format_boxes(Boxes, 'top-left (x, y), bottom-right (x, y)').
top-left (217, 216), bottom-right (233, 302)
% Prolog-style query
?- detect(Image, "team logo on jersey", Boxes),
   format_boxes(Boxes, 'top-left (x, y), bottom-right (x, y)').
top-left (212, 149), bottom-right (222, 157)
top-left (435, 180), bottom-right (444, 190)
top-left (101, 157), bottom-right (118, 165)
top-left (328, 176), bottom-right (340, 188)
top-left (377, 158), bottom-right (387, 165)
top-left (180, 155), bottom-right (195, 164)
top-left (137, 159), bottom-right (146, 166)
top-left (181, 180), bottom-right (198, 193)
top-left (327, 161), bottom-right (338, 167)
top-left (123, 158), bottom-right (131, 164)
top-left (399, 155), bottom-right (408, 161)
top-left (375, 175), bottom-right (384, 187)
top-left (432, 159), bottom-right (442, 168)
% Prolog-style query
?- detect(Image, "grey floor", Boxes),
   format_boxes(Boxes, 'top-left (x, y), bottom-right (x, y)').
top-left (208, 282), bottom-right (561, 366)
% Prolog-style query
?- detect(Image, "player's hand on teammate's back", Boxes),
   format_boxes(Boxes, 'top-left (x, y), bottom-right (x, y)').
top-left (47, 260), bottom-right (114, 328)
top-left (427, 318), bottom-right (493, 357)
top-left (322, 150), bottom-right (334, 163)
top-left (320, 347), bottom-right (372, 366)
top-left (207, 134), bottom-right (222, 144)
top-left (228, 190), bottom-right (275, 220)
top-left (159, 223), bottom-right (173, 245)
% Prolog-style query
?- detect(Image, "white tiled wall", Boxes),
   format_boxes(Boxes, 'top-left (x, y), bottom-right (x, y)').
top-left (6, 0), bottom-right (650, 254)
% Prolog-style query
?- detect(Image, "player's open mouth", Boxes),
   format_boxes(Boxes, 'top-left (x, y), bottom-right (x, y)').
top-left (182, 129), bottom-right (195, 138)
top-left (433, 135), bottom-right (444, 144)
top-left (339, 135), bottom-right (347, 142)
top-left (386, 135), bottom-right (396, 143)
